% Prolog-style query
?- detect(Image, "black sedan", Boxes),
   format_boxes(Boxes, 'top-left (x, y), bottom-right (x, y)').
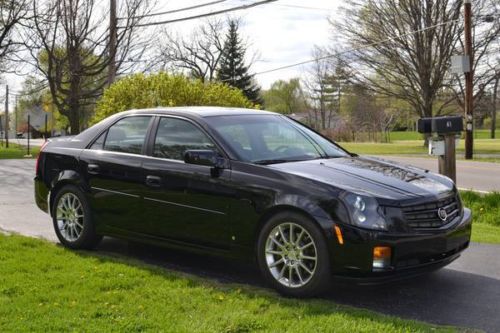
top-left (34, 107), bottom-right (472, 297)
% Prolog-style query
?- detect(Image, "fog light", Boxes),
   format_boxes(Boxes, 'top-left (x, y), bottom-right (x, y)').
top-left (373, 246), bottom-right (391, 269)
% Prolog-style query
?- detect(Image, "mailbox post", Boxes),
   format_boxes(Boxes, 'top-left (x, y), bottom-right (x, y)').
top-left (418, 116), bottom-right (463, 183)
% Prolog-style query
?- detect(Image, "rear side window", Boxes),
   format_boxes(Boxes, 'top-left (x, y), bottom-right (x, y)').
top-left (102, 116), bottom-right (151, 154)
top-left (153, 117), bottom-right (216, 160)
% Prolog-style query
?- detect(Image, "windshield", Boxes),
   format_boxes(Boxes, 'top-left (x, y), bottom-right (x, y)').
top-left (205, 114), bottom-right (349, 164)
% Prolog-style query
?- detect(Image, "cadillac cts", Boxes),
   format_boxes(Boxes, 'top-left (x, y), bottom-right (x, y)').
top-left (34, 107), bottom-right (471, 297)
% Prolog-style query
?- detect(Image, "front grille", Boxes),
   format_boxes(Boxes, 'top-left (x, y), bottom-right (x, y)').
top-left (402, 195), bottom-right (461, 229)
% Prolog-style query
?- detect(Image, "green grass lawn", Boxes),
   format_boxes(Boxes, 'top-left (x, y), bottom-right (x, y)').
top-left (461, 191), bottom-right (500, 244)
top-left (0, 143), bottom-right (40, 159)
top-left (0, 233), bottom-right (456, 333)
top-left (339, 139), bottom-right (500, 157)
top-left (388, 129), bottom-right (497, 141)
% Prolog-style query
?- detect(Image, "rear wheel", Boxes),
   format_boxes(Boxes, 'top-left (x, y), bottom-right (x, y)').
top-left (52, 185), bottom-right (102, 249)
top-left (257, 212), bottom-right (331, 297)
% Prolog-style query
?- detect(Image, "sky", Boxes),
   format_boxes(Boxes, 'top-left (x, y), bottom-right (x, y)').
top-left (3, 0), bottom-right (342, 101)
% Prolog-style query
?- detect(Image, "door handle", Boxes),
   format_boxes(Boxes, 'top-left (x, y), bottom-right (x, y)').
top-left (87, 163), bottom-right (100, 175)
top-left (145, 175), bottom-right (162, 188)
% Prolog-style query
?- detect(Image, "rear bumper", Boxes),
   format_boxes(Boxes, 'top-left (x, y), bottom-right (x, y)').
top-left (34, 176), bottom-right (50, 214)
top-left (330, 208), bottom-right (472, 283)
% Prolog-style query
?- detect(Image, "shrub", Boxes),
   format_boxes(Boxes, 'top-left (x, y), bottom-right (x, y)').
top-left (91, 72), bottom-right (254, 124)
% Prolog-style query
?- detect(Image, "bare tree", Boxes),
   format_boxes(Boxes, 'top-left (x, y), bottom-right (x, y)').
top-left (0, 0), bottom-right (30, 71)
top-left (25, 0), bottom-right (154, 134)
top-left (332, 0), bottom-right (463, 120)
top-left (155, 19), bottom-right (225, 82)
top-left (304, 47), bottom-right (351, 130)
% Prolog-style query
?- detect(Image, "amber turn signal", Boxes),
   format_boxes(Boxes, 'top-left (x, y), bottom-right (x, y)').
top-left (334, 225), bottom-right (344, 245)
top-left (373, 246), bottom-right (391, 259)
top-left (373, 246), bottom-right (391, 269)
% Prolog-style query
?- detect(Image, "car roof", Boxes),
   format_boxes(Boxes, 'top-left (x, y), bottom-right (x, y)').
top-left (117, 106), bottom-right (278, 118)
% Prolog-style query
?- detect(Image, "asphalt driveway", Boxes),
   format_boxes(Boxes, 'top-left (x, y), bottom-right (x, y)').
top-left (1, 158), bottom-right (499, 332)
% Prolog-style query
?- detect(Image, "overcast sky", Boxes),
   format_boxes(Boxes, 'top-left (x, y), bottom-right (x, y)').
top-left (166, 0), bottom-right (342, 88)
top-left (4, 0), bottom-right (342, 97)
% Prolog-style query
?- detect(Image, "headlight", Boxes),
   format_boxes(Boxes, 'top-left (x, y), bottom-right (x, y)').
top-left (344, 193), bottom-right (387, 231)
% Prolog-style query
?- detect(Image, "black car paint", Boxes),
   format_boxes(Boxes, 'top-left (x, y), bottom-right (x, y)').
top-left (35, 107), bottom-right (472, 280)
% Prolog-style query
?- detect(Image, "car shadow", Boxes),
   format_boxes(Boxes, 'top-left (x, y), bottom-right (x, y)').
top-left (94, 237), bottom-right (499, 333)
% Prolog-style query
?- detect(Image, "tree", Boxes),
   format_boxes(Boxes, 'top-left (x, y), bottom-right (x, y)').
top-left (262, 78), bottom-right (308, 114)
top-left (26, 0), bottom-right (154, 134)
top-left (155, 20), bottom-right (225, 82)
top-left (0, 0), bottom-right (29, 71)
top-left (217, 20), bottom-right (261, 104)
top-left (332, 0), bottom-right (463, 119)
top-left (304, 47), bottom-right (351, 130)
top-left (92, 72), bottom-right (253, 124)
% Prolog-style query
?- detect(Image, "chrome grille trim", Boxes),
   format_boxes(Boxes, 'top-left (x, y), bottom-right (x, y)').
top-left (402, 195), bottom-right (461, 229)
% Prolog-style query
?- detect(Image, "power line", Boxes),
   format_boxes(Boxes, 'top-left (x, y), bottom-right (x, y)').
top-left (252, 18), bottom-right (461, 76)
top-left (232, 0), bottom-right (336, 11)
top-left (119, 0), bottom-right (278, 28)
top-left (118, 0), bottom-right (228, 21)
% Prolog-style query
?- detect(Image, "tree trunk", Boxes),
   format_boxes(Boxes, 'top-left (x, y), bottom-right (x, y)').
top-left (421, 103), bottom-right (433, 147)
top-left (68, 108), bottom-right (80, 135)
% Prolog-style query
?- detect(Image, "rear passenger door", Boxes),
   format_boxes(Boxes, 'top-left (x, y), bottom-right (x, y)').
top-left (142, 116), bottom-right (232, 249)
top-left (80, 116), bottom-right (153, 234)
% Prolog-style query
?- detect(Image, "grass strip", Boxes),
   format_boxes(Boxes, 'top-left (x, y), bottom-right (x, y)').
top-left (0, 233), bottom-right (455, 333)
top-left (0, 143), bottom-right (40, 159)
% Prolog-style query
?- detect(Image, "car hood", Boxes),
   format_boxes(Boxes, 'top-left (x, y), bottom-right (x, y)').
top-left (269, 156), bottom-right (454, 202)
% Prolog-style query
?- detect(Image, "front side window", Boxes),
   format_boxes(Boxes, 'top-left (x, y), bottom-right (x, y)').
top-left (205, 115), bottom-right (348, 163)
top-left (102, 116), bottom-right (151, 154)
top-left (153, 117), bottom-right (216, 160)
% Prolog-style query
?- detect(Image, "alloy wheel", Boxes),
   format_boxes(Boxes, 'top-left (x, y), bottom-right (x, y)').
top-left (264, 222), bottom-right (318, 288)
top-left (56, 192), bottom-right (84, 242)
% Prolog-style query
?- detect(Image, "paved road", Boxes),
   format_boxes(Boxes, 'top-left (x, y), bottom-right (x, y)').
top-left (1, 159), bottom-right (500, 332)
top-left (373, 155), bottom-right (500, 192)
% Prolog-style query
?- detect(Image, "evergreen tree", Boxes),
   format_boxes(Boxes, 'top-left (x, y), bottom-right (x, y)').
top-left (218, 20), bottom-right (261, 104)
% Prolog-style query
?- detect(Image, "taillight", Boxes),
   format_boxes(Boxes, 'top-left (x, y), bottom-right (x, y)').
top-left (36, 141), bottom-right (49, 175)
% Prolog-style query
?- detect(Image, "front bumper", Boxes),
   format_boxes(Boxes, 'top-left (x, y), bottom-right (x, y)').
top-left (330, 208), bottom-right (472, 283)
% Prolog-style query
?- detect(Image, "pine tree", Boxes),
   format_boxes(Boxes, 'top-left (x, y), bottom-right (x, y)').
top-left (217, 20), bottom-right (261, 104)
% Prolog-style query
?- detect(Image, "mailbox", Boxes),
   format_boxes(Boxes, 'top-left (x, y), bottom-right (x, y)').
top-left (431, 116), bottom-right (463, 134)
top-left (417, 118), bottom-right (432, 134)
top-left (417, 116), bottom-right (463, 134)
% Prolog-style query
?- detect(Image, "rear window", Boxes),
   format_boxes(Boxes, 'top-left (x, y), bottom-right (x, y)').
top-left (100, 116), bottom-right (152, 154)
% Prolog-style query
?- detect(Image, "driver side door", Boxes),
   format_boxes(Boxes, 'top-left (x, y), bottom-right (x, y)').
top-left (141, 116), bottom-right (233, 249)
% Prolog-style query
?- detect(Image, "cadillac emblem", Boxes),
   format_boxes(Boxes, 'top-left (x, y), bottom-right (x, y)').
top-left (437, 208), bottom-right (448, 222)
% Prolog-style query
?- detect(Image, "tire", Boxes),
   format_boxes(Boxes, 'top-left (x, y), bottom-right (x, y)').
top-left (52, 184), bottom-right (102, 249)
top-left (257, 211), bottom-right (331, 297)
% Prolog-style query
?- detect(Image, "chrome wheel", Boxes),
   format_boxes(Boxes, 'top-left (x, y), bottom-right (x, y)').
top-left (56, 192), bottom-right (84, 242)
top-left (265, 222), bottom-right (318, 288)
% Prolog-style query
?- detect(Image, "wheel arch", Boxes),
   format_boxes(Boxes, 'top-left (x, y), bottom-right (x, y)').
top-left (254, 204), bottom-right (333, 250)
top-left (48, 170), bottom-right (87, 216)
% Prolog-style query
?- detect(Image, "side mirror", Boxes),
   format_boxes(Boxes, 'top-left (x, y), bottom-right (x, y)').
top-left (184, 150), bottom-right (227, 169)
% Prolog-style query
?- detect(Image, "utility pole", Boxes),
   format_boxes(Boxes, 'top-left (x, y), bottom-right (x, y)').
top-left (15, 95), bottom-right (18, 138)
top-left (464, 0), bottom-right (474, 159)
top-left (4, 85), bottom-right (9, 148)
top-left (107, 0), bottom-right (117, 86)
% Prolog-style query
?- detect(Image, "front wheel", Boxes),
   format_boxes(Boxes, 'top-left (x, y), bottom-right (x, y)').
top-left (52, 185), bottom-right (102, 249)
top-left (257, 212), bottom-right (331, 297)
